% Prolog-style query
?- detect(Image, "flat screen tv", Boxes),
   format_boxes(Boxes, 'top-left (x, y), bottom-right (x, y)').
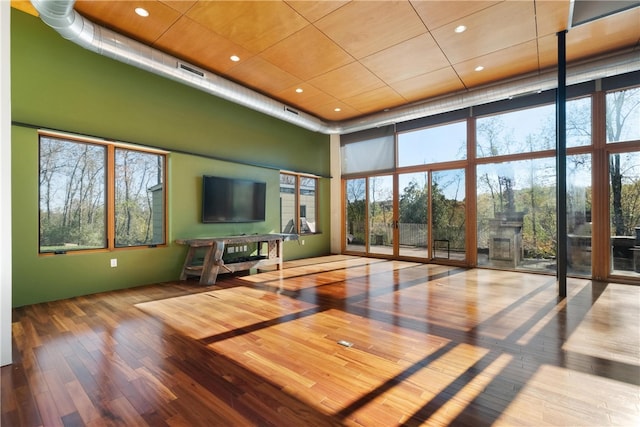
top-left (202, 175), bottom-right (266, 223)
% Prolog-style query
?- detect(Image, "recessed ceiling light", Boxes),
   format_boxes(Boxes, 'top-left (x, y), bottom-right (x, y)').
top-left (230, 55), bottom-right (240, 62)
top-left (334, 107), bottom-right (341, 112)
top-left (475, 65), bottom-right (485, 72)
top-left (135, 7), bottom-right (149, 17)
top-left (454, 25), bottom-right (467, 33)
top-left (295, 88), bottom-right (303, 93)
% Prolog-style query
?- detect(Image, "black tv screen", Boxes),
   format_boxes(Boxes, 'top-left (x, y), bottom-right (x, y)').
top-left (202, 175), bottom-right (266, 223)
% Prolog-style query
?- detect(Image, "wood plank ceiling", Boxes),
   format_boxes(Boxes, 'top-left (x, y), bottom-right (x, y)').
top-left (13, 1), bottom-right (640, 121)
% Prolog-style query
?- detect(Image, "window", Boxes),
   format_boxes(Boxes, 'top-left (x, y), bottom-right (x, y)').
top-left (397, 121), bottom-right (467, 167)
top-left (280, 172), bottom-right (318, 235)
top-left (566, 97), bottom-right (592, 147)
top-left (567, 154), bottom-right (592, 276)
top-left (606, 86), bottom-right (640, 276)
top-left (39, 134), bottom-right (166, 253)
top-left (114, 148), bottom-right (165, 247)
top-left (609, 151), bottom-right (640, 275)
top-left (606, 87), bottom-right (640, 143)
top-left (476, 157), bottom-right (557, 270)
top-left (476, 98), bottom-right (593, 157)
top-left (477, 104), bottom-right (556, 157)
top-left (39, 137), bottom-right (106, 251)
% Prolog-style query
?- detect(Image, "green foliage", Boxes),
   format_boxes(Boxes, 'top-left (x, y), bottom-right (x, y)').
top-left (39, 209), bottom-right (105, 249)
top-left (399, 178), bottom-right (427, 224)
top-left (39, 136), bottom-right (164, 251)
top-left (397, 176), bottom-right (466, 251)
top-left (114, 195), bottom-right (154, 246)
top-left (346, 179), bottom-right (366, 244)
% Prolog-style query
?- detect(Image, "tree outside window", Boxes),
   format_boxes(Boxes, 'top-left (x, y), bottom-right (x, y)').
top-left (115, 148), bottom-right (165, 247)
top-left (606, 88), bottom-right (640, 261)
top-left (39, 137), bottom-right (106, 252)
top-left (39, 135), bottom-right (166, 253)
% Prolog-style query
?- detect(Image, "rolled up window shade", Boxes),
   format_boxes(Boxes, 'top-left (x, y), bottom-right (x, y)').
top-left (341, 125), bottom-right (394, 175)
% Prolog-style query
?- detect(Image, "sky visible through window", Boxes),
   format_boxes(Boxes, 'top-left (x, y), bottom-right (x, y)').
top-left (398, 121), bottom-right (466, 166)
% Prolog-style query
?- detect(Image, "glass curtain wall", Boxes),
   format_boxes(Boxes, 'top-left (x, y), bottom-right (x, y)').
top-left (476, 103), bottom-right (557, 272)
top-left (341, 76), bottom-right (639, 281)
top-left (476, 97), bottom-right (594, 273)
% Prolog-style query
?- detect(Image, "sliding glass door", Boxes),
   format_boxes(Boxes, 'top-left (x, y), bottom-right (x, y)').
top-left (345, 170), bottom-right (466, 262)
top-left (345, 175), bottom-right (396, 256)
top-left (368, 175), bottom-right (394, 255)
top-left (345, 178), bottom-right (366, 252)
top-left (398, 172), bottom-right (428, 259)
top-left (432, 169), bottom-right (466, 261)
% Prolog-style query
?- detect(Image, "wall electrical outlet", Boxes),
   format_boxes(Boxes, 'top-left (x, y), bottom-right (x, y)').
top-left (110, 258), bottom-right (117, 268)
top-left (301, 240), bottom-right (305, 245)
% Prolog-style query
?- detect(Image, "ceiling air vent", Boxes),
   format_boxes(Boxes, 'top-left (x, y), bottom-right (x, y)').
top-left (284, 106), bottom-right (299, 116)
top-left (177, 62), bottom-right (205, 78)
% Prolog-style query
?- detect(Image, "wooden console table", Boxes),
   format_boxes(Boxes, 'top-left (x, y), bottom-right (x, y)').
top-left (176, 234), bottom-right (283, 285)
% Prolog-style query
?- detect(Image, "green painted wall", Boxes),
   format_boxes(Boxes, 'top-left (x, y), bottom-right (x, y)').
top-left (11, 9), bottom-right (331, 307)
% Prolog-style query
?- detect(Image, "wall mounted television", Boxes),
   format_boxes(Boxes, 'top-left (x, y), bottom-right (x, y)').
top-left (202, 175), bottom-right (266, 223)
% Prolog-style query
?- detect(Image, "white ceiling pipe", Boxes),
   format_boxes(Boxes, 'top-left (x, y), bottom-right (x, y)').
top-left (30, 0), bottom-right (330, 133)
top-left (31, 0), bottom-right (640, 135)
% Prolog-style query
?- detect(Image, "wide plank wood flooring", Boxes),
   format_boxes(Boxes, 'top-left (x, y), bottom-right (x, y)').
top-left (2, 255), bottom-right (639, 426)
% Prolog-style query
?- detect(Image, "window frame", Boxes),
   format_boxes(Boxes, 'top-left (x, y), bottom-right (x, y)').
top-left (279, 171), bottom-right (319, 235)
top-left (38, 131), bottom-right (168, 255)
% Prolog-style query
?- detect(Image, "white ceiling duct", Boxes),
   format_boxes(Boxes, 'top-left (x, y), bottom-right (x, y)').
top-left (30, 0), bottom-right (330, 133)
top-left (31, 0), bottom-right (640, 135)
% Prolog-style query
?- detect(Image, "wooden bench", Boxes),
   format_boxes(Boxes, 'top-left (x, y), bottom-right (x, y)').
top-left (176, 234), bottom-right (283, 285)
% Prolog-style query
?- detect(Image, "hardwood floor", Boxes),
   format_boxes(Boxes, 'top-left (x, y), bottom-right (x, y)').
top-left (2, 255), bottom-right (639, 426)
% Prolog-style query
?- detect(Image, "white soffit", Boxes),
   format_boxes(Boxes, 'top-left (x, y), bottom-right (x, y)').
top-left (569, 0), bottom-right (640, 27)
